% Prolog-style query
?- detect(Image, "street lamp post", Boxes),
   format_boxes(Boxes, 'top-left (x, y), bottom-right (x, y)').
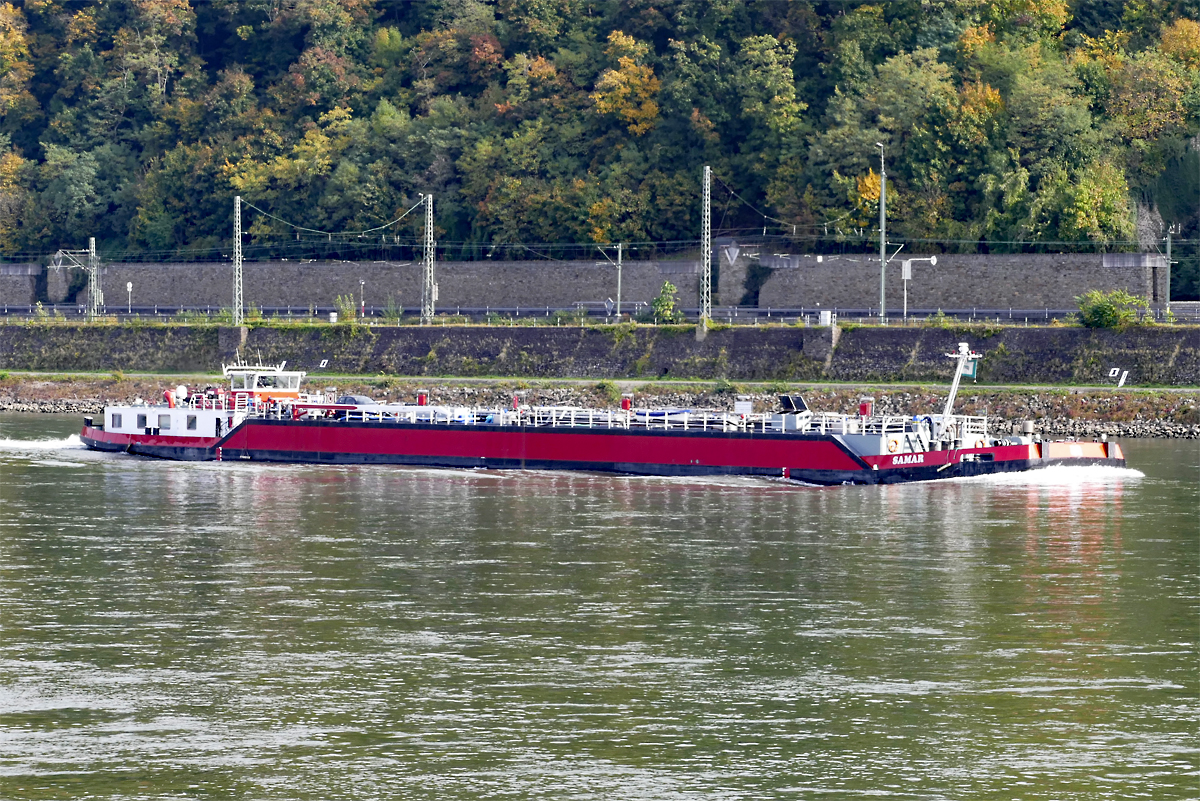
top-left (126, 282), bottom-right (132, 315)
top-left (876, 142), bottom-right (887, 323)
top-left (596, 243), bottom-right (624, 319)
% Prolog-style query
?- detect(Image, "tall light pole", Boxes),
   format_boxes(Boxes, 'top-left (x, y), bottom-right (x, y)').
top-left (50, 239), bottom-right (102, 322)
top-left (616, 242), bottom-right (622, 317)
top-left (700, 165), bottom-right (712, 330)
top-left (233, 195), bottom-right (244, 327)
top-left (126, 281), bottom-right (132, 314)
top-left (596, 242), bottom-right (625, 318)
top-left (87, 237), bottom-right (102, 320)
top-left (876, 143), bottom-right (886, 323)
top-left (421, 193), bottom-right (435, 324)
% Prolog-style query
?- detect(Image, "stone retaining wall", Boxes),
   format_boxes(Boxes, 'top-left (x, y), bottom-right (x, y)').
top-left (0, 251), bottom-right (1171, 312)
top-left (0, 264), bottom-right (39, 306)
top-left (754, 252), bottom-right (1168, 311)
top-left (0, 323), bottom-right (1195, 386)
top-left (65, 259), bottom-right (703, 311)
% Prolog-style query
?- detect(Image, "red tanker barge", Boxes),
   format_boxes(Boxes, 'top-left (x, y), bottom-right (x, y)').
top-left (80, 344), bottom-right (1125, 485)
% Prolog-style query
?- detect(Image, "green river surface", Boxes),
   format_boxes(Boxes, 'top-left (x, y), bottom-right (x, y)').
top-left (0, 413), bottom-right (1196, 800)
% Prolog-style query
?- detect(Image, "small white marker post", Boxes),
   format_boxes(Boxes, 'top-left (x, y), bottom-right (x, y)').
top-left (902, 256), bottom-right (936, 321)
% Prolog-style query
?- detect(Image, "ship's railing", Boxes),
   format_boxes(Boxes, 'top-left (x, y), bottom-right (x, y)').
top-left (180, 392), bottom-right (329, 413)
top-left (231, 400), bottom-right (991, 440)
top-left (179, 394), bottom-right (233, 411)
top-left (527, 406), bottom-right (799, 432)
top-left (940, 414), bottom-right (988, 439)
top-left (244, 402), bottom-right (803, 433)
top-left (803, 414), bottom-right (912, 435)
top-left (800, 413), bottom-right (987, 438)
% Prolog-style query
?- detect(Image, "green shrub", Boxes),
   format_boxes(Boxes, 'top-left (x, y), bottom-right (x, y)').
top-left (550, 309), bottom-right (586, 326)
top-left (382, 295), bottom-right (403, 323)
top-left (1076, 289), bottom-right (1149, 329)
top-left (923, 309), bottom-right (951, 328)
top-left (595, 379), bottom-right (620, 403)
top-left (333, 294), bottom-right (358, 322)
top-left (647, 281), bottom-right (682, 323)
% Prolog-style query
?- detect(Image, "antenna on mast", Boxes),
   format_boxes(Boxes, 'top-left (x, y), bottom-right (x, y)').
top-left (942, 342), bottom-right (982, 419)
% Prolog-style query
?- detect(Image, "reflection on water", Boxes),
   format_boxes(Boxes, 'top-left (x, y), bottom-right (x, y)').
top-left (0, 414), bottom-right (1196, 800)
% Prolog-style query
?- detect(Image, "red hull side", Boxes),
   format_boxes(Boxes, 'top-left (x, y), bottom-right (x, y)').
top-left (81, 420), bottom-right (1126, 484)
top-left (218, 419), bottom-right (868, 475)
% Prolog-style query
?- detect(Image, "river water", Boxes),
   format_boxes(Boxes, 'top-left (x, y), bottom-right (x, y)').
top-left (0, 413), bottom-right (1195, 800)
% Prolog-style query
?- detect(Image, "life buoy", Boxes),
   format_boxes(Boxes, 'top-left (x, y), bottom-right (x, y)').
top-left (887, 439), bottom-right (899, 453)
top-left (974, 439), bottom-right (986, 449)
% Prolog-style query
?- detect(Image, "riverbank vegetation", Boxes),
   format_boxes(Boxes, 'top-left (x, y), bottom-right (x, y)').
top-left (0, 2), bottom-right (1197, 297)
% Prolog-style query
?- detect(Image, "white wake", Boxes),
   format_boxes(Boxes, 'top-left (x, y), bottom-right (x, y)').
top-left (0, 434), bottom-right (85, 452)
top-left (953, 463), bottom-right (1145, 485)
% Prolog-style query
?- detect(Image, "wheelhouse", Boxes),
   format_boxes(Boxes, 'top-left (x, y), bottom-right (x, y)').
top-left (223, 361), bottom-right (308, 406)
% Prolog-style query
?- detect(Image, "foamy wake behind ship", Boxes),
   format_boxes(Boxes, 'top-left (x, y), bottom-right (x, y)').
top-left (80, 344), bottom-right (1124, 485)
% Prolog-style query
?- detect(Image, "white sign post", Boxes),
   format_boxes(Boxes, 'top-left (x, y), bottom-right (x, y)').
top-left (902, 256), bottom-right (937, 320)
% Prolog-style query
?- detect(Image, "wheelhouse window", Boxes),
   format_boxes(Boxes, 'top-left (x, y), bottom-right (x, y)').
top-left (111, 413), bottom-right (122, 429)
top-left (136, 414), bottom-right (148, 428)
top-left (186, 415), bottom-right (197, 431)
top-left (158, 414), bottom-right (171, 430)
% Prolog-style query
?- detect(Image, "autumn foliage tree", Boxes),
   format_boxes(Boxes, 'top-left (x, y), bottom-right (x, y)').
top-left (0, 0), bottom-right (1195, 294)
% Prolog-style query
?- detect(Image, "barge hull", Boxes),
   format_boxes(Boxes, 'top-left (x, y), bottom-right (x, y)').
top-left (81, 419), bottom-right (1125, 484)
top-left (215, 418), bottom-right (869, 477)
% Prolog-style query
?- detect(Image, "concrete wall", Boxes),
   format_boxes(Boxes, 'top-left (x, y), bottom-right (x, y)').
top-left (83, 259), bottom-right (701, 311)
top-left (2, 251), bottom-right (1170, 312)
top-left (0, 264), bottom-right (39, 306)
top-left (754, 252), bottom-right (1168, 311)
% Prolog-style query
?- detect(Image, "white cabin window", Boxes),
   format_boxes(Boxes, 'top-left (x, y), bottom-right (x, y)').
top-left (111, 413), bottom-right (122, 429)
top-left (186, 415), bottom-right (197, 431)
top-left (137, 414), bottom-right (148, 429)
top-left (158, 414), bottom-right (171, 430)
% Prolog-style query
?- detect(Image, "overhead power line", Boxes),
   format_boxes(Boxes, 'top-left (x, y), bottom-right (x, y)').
top-left (240, 198), bottom-right (427, 237)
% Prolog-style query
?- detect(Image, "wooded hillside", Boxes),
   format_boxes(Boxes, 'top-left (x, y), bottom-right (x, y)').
top-left (0, 1), bottom-right (1197, 294)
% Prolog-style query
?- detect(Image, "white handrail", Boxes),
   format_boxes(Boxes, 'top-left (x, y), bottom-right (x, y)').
top-left (240, 401), bottom-right (987, 439)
